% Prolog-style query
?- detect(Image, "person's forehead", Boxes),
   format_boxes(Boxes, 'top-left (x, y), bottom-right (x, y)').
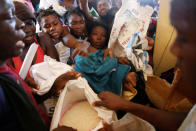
top-left (93, 26), bottom-right (106, 32)
top-left (41, 15), bottom-right (59, 24)
top-left (69, 14), bottom-right (84, 21)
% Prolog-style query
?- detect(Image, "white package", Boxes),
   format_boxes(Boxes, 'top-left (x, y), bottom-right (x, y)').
top-left (30, 55), bottom-right (73, 95)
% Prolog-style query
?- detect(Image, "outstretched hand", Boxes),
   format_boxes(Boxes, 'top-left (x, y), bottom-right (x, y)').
top-left (78, 0), bottom-right (88, 7)
top-left (103, 49), bottom-right (113, 60)
top-left (125, 72), bottom-right (137, 87)
top-left (51, 71), bottom-right (82, 95)
top-left (72, 47), bottom-right (89, 59)
top-left (25, 77), bottom-right (40, 94)
top-left (93, 91), bottom-right (130, 111)
top-left (118, 57), bottom-right (131, 65)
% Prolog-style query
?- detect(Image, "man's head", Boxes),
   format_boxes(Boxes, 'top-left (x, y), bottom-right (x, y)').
top-left (36, 7), bottom-right (63, 40)
top-left (0, 0), bottom-right (25, 63)
top-left (14, 1), bottom-right (36, 45)
top-left (170, 0), bottom-right (196, 88)
top-left (97, 0), bottom-right (112, 17)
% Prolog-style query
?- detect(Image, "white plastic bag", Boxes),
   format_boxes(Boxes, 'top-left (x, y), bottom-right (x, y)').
top-left (30, 55), bottom-right (73, 95)
top-left (108, 0), bottom-right (153, 74)
top-left (112, 113), bottom-right (155, 131)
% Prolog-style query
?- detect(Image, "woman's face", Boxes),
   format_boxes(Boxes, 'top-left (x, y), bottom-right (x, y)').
top-left (22, 19), bottom-right (36, 45)
top-left (40, 15), bottom-right (63, 40)
top-left (90, 26), bottom-right (107, 49)
top-left (68, 13), bottom-right (86, 38)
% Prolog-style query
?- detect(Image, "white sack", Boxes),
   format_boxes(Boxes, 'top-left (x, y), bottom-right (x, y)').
top-left (50, 77), bottom-right (117, 131)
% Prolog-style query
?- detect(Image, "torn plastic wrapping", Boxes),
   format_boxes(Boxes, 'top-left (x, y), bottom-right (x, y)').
top-left (108, 0), bottom-right (154, 75)
top-left (112, 113), bottom-right (155, 131)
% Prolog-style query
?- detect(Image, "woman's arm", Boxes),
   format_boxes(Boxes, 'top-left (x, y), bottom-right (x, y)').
top-left (94, 91), bottom-right (187, 131)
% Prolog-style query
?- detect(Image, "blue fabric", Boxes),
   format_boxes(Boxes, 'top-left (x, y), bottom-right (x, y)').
top-left (75, 50), bottom-right (130, 95)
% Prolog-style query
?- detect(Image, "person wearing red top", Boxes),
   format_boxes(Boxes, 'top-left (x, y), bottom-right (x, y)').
top-left (0, 1), bottom-right (81, 131)
top-left (9, 1), bottom-right (59, 79)
top-left (0, 0), bottom-right (48, 130)
top-left (12, 39), bottom-right (44, 78)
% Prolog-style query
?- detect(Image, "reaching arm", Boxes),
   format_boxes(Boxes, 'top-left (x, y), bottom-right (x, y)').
top-left (38, 32), bottom-right (59, 60)
top-left (78, 0), bottom-right (96, 21)
top-left (34, 72), bottom-right (81, 104)
top-left (94, 91), bottom-right (187, 131)
top-left (61, 27), bottom-right (81, 49)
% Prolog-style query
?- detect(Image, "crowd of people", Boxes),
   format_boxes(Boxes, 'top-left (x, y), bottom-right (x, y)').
top-left (1, 0), bottom-right (196, 131)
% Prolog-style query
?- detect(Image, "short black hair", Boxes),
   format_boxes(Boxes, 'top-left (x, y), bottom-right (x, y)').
top-left (35, 6), bottom-right (61, 24)
top-left (97, 0), bottom-right (112, 6)
top-left (63, 7), bottom-right (86, 25)
top-left (88, 22), bottom-right (109, 47)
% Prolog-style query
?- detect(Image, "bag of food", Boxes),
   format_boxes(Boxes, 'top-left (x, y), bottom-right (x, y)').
top-left (50, 77), bottom-right (117, 131)
top-left (50, 78), bottom-right (156, 131)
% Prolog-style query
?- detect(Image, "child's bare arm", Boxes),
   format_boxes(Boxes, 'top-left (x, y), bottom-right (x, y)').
top-left (38, 32), bottom-right (59, 60)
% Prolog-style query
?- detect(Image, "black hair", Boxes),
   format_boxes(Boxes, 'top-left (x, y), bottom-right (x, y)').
top-left (88, 22), bottom-right (109, 48)
top-left (63, 7), bottom-right (86, 25)
top-left (35, 6), bottom-right (61, 24)
top-left (97, 0), bottom-right (112, 6)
